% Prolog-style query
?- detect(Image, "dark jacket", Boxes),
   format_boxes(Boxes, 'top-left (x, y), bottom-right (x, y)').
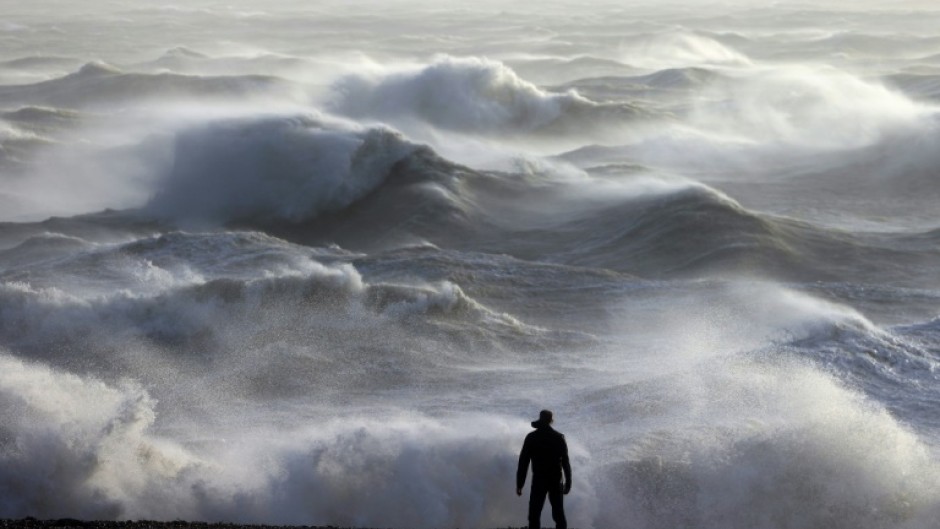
top-left (517, 425), bottom-right (572, 489)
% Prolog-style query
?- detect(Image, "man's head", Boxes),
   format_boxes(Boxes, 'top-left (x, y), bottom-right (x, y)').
top-left (531, 409), bottom-right (553, 428)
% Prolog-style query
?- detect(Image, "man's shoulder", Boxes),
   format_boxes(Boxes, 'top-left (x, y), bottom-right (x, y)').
top-left (548, 428), bottom-right (568, 447)
top-left (530, 426), bottom-right (566, 439)
top-left (524, 429), bottom-right (540, 442)
top-left (547, 426), bottom-right (565, 438)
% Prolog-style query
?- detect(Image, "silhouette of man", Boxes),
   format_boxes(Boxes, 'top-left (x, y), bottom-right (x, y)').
top-left (516, 409), bottom-right (572, 529)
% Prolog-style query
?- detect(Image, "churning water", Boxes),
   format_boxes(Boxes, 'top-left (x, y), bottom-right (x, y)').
top-left (1, 1), bottom-right (939, 527)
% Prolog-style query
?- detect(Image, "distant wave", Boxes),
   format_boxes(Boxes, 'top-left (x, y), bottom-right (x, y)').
top-left (0, 110), bottom-right (60, 170)
top-left (146, 114), bottom-right (421, 225)
top-left (480, 183), bottom-right (940, 284)
top-left (515, 184), bottom-right (806, 277)
top-left (1, 105), bottom-right (80, 125)
top-left (628, 66), bottom-right (724, 90)
top-left (0, 61), bottom-right (296, 108)
top-left (501, 55), bottom-right (634, 86)
top-left (686, 64), bottom-right (930, 149)
top-left (0, 55), bottom-right (82, 85)
top-left (0, 107), bottom-right (80, 163)
top-left (886, 72), bottom-right (940, 101)
top-left (331, 55), bottom-right (649, 134)
top-left (620, 30), bottom-right (752, 69)
top-left (134, 46), bottom-right (312, 77)
top-left (0, 232), bottom-right (91, 268)
top-left (0, 55), bottom-right (79, 70)
top-left (801, 31), bottom-right (940, 57)
top-left (555, 67), bottom-right (724, 104)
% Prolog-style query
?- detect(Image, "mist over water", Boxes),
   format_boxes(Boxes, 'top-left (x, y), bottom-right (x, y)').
top-left (2, 1), bottom-right (940, 528)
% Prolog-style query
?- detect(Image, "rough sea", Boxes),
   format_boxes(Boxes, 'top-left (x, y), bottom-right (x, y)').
top-left (1, 1), bottom-right (939, 528)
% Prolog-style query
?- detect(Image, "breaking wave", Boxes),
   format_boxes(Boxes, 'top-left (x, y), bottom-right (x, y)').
top-left (3, 3), bottom-right (940, 528)
top-left (622, 30), bottom-right (752, 69)
top-left (331, 56), bottom-right (645, 134)
top-left (0, 355), bottom-right (533, 527)
top-left (595, 360), bottom-right (940, 529)
top-left (146, 115), bottom-right (421, 225)
top-left (0, 231), bottom-right (551, 374)
top-left (690, 65), bottom-right (932, 148)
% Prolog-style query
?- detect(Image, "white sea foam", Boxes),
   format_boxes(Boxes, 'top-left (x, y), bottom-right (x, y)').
top-left (594, 360), bottom-right (940, 529)
top-left (332, 55), bottom-right (593, 134)
top-left (0, 353), bottom-right (193, 520)
top-left (2, 2), bottom-right (940, 528)
top-left (690, 65), bottom-right (933, 148)
top-left (622, 30), bottom-right (752, 69)
top-left (1, 349), bottom-right (937, 528)
top-left (0, 358), bottom-right (574, 526)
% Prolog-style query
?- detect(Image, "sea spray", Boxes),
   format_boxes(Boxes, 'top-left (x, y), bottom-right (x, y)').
top-left (1, 2), bottom-right (939, 528)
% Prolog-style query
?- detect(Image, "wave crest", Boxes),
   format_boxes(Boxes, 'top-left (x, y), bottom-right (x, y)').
top-left (147, 115), bottom-right (420, 225)
top-left (332, 56), bottom-right (597, 133)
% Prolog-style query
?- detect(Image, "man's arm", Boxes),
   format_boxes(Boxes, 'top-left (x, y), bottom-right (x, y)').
top-left (516, 436), bottom-right (531, 495)
top-left (561, 435), bottom-right (572, 494)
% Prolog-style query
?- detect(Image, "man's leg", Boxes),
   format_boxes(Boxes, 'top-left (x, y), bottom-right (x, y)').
top-left (547, 482), bottom-right (567, 529)
top-left (528, 481), bottom-right (548, 529)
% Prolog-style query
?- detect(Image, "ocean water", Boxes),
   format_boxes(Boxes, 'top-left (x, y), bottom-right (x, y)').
top-left (1, 1), bottom-right (939, 527)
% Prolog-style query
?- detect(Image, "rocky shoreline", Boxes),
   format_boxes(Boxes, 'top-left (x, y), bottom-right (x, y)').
top-left (0, 521), bottom-right (525, 529)
top-left (0, 521), bottom-right (363, 529)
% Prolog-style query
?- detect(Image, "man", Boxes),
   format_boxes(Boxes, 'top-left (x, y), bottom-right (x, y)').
top-left (516, 409), bottom-right (572, 529)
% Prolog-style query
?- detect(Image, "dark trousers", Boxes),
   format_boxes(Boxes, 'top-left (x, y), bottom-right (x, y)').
top-left (528, 480), bottom-right (567, 529)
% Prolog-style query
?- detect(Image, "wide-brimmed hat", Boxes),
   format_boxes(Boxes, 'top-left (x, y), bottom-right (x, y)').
top-left (531, 409), bottom-right (553, 428)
